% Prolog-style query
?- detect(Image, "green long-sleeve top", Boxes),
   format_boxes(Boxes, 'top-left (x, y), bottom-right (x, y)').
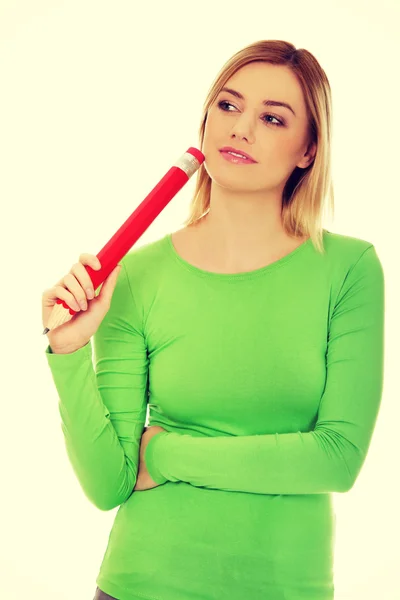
top-left (44, 229), bottom-right (385, 600)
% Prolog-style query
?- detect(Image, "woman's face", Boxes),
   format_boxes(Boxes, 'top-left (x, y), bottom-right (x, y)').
top-left (202, 62), bottom-right (316, 193)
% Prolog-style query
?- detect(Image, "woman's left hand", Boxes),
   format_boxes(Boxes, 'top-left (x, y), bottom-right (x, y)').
top-left (133, 426), bottom-right (167, 491)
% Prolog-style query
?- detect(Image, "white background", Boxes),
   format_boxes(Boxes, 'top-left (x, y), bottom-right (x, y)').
top-left (0, 1), bottom-right (399, 598)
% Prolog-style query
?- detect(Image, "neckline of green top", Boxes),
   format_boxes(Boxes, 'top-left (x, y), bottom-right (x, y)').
top-left (164, 230), bottom-right (320, 281)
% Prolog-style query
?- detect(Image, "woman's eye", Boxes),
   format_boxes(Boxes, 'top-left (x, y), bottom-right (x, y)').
top-left (264, 114), bottom-right (284, 126)
top-left (217, 100), bottom-right (285, 127)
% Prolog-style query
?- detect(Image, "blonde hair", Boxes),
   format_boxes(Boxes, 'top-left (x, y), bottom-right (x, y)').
top-left (182, 40), bottom-right (334, 255)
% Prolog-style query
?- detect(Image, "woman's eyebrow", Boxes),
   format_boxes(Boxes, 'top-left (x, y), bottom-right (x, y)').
top-left (219, 87), bottom-right (296, 117)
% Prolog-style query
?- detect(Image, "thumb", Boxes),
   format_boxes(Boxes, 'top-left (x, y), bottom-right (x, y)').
top-left (97, 264), bottom-right (122, 302)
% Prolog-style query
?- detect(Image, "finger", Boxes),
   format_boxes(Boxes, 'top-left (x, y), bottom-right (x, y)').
top-left (98, 265), bottom-right (122, 302)
top-left (52, 284), bottom-right (82, 312)
top-left (62, 272), bottom-right (90, 310)
top-left (70, 262), bottom-right (96, 301)
top-left (78, 253), bottom-right (101, 270)
top-left (53, 254), bottom-right (101, 290)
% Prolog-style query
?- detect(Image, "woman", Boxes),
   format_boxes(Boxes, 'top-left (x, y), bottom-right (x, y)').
top-left (44, 40), bottom-right (385, 600)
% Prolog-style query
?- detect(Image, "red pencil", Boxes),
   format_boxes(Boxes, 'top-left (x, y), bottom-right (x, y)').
top-left (43, 147), bottom-right (205, 333)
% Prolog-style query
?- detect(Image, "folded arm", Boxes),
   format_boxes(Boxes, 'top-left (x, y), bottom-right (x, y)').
top-left (145, 245), bottom-right (385, 495)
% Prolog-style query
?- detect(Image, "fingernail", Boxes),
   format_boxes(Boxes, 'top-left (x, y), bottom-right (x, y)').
top-left (86, 288), bottom-right (94, 299)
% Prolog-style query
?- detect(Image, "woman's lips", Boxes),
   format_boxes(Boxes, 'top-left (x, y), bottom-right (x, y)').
top-left (220, 151), bottom-right (256, 164)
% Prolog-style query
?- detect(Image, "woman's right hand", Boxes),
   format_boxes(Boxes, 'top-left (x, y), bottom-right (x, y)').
top-left (42, 253), bottom-right (122, 354)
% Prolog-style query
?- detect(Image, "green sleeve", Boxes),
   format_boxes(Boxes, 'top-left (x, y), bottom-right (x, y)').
top-left (145, 245), bottom-right (385, 495)
top-left (44, 259), bottom-right (149, 510)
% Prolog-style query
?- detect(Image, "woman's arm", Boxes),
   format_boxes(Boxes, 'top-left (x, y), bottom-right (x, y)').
top-left (45, 258), bottom-right (149, 510)
top-left (145, 245), bottom-right (385, 495)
